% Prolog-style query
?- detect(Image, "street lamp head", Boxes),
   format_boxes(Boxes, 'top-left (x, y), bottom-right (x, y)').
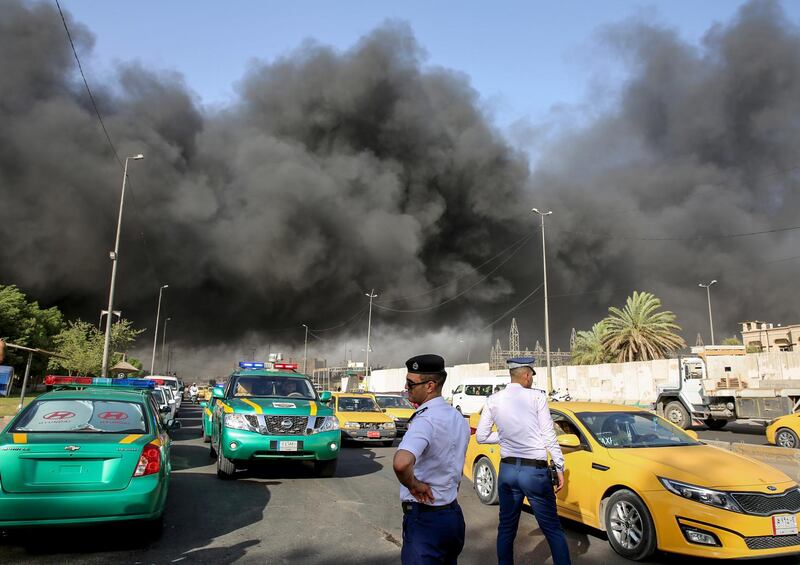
top-left (531, 208), bottom-right (553, 216)
top-left (710, 279), bottom-right (718, 285)
top-left (132, 154), bottom-right (144, 160)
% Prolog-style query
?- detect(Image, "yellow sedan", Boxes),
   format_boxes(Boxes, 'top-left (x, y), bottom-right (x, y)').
top-left (766, 413), bottom-right (800, 448)
top-left (330, 392), bottom-right (396, 446)
top-left (464, 402), bottom-right (800, 561)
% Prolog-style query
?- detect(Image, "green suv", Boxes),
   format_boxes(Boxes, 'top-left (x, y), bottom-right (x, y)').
top-left (210, 368), bottom-right (340, 479)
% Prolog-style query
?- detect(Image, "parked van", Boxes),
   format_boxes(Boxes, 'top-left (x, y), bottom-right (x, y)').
top-left (450, 376), bottom-right (510, 415)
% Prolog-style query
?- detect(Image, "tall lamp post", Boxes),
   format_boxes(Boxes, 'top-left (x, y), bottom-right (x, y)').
top-left (698, 280), bottom-right (718, 346)
top-left (365, 290), bottom-right (378, 386)
top-left (101, 153), bottom-right (144, 377)
top-left (150, 284), bottom-right (169, 375)
top-left (532, 208), bottom-right (553, 392)
top-left (161, 317), bottom-right (172, 373)
top-left (98, 310), bottom-right (121, 329)
top-left (302, 324), bottom-right (309, 375)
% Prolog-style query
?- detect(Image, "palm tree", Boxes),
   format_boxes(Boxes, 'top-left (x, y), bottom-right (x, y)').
top-left (571, 322), bottom-right (612, 365)
top-left (602, 291), bottom-right (686, 362)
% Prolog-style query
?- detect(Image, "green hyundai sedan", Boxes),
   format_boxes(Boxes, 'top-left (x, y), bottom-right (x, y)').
top-left (0, 376), bottom-right (178, 534)
top-left (210, 365), bottom-right (340, 479)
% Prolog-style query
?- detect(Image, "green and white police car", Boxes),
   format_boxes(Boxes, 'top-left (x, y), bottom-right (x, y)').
top-left (210, 363), bottom-right (340, 479)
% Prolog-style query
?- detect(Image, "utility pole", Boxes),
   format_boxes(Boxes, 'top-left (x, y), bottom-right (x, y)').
top-left (161, 317), bottom-right (171, 372)
top-left (532, 208), bottom-right (553, 392)
top-left (150, 284), bottom-right (168, 375)
top-left (365, 290), bottom-right (378, 386)
top-left (302, 324), bottom-right (309, 375)
top-left (698, 280), bottom-right (717, 346)
top-left (101, 153), bottom-right (144, 377)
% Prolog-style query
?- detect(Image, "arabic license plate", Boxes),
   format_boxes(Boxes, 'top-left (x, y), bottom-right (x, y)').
top-left (278, 441), bottom-right (298, 452)
top-left (772, 514), bottom-right (798, 536)
top-left (367, 431), bottom-right (381, 439)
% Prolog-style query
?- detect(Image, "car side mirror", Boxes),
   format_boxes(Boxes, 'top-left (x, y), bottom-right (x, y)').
top-left (212, 388), bottom-right (225, 399)
top-left (319, 391), bottom-right (331, 402)
top-left (684, 430), bottom-right (699, 440)
top-left (200, 401), bottom-right (208, 408)
top-left (557, 434), bottom-right (581, 448)
top-left (168, 399), bottom-right (175, 405)
top-left (167, 419), bottom-right (181, 430)
top-left (159, 406), bottom-right (170, 413)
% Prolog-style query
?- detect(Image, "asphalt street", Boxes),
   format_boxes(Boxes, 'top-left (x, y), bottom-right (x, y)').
top-left (0, 405), bottom-right (794, 564)
top-left (695, 421), bottom-right (770, 445)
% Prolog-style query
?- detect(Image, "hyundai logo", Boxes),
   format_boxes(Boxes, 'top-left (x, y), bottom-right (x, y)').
top-left (767, 485), bottom-right (778, 491)
top-left (64, 445), bottom-right (81, 451)
top-left (281, 419), bottom-right (293, 429)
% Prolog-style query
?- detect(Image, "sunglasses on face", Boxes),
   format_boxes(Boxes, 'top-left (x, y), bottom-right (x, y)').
top-left (405, 379), bottom-right (434, 389)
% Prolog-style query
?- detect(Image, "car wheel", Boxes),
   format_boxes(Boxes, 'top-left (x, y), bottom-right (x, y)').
top-left (455, 406), bottom-right (462, 414)
top-left (209, 435), bottom-right (217, 458)
top-left (203, 430), bottom-right (211, 443)
top-left (605, 490), bottom-right (657, 561)
top-left (217, 450), bottom-right (236, 480)
top-left (705, 417), bottom-right (727, 430)
top-left (381, 440), bottom-right (394, 447)
top-left (776, 428), bottom-right (799, 449)
top-left (664, 401), bottom-right (690, 429)
top-left (314, 459), bottom-right (338, 478)
top-left (473, 457), bottom-right (499, 505)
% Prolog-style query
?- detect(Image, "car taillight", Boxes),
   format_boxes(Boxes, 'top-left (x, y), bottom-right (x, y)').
top-left (133, 442), bottom-right (161, 477)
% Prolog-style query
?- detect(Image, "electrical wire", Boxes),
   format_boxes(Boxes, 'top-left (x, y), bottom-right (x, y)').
top-left (311, 307), bottom-right (367, 332)
top-left (480, 283), bottom-right (544, 331)
top-left (556, 224), bottom-right (800, 242)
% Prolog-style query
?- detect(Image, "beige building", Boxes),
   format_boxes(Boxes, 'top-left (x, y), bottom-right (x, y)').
top-left (740, 321), bottom-right (800, 352)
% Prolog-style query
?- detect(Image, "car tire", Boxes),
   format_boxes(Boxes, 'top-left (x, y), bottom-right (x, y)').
top-left (381, 440), bottom-right (394, 447)
top-left (217, 451), bottom-right (236, 480)
top-left (473, 457), bottom-right (499, 505)
top-left (203, 432), bottom-right (211, 443)
top-left (705, 417), bottom-right (727, 430)
top-left (776, 428), bottom-right (799, 449)
top-left (314, 459), bottom-right (338, 478)
top-left (604, 489), bottom-right (657, 561)
top-left (455, 406), bottom-right (462, 414)
top-left (664, 401), bottom-right (690, 429)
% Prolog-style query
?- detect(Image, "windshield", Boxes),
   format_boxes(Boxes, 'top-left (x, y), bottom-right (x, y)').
top-left (337, 396), bottom-right (381, 412)
top-left (13, 399), bottom-right (148, 434)
top-left (576, 411), bottom-right (699, 448)
top-left (375, 396), bottom-right (413, 409)
top-left (230, 376), bottom-right (316, 400)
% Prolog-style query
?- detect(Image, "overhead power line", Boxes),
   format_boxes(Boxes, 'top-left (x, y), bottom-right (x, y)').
top-left (557, 223), bottom-right (800, 242)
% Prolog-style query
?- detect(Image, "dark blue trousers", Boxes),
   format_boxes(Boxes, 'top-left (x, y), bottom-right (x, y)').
top-left (401, 502), bottom-right (465, 564)
top-left (497, 462), bottom-right (571, 565)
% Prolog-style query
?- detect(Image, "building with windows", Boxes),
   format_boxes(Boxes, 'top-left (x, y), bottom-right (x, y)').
top-left (740, 321), bottom-right (800, 352)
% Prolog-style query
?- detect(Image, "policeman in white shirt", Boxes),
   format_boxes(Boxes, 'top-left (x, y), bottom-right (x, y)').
top-left (476, 357), bottom-right (571, 565)
top-left (393, 354), bottom-right (471, 564)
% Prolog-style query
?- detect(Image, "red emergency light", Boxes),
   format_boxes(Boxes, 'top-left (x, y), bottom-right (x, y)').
top-left (274, 363), bottom-right (298, 370)
top-left (45, 375), bottom-right (92, 385)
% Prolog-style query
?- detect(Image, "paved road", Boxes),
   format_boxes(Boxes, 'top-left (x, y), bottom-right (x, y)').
top-left (0, 405), bottom-right (794, 564)
top-left (695, 420), bottom-right (769, 445)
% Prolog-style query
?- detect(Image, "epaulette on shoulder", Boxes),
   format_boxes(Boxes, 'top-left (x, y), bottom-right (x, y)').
top-left (531, 387), bottom-right (547, 394)
top-left (407, 406), bottom-right (428, 425)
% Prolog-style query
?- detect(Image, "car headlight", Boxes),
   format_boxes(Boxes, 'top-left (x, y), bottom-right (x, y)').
top-left (311, 416), bottom-right (340, 433)
top-left (381, 422), bottom-right (396, 430)
top-left (224, 413), bottom-right (257, 432)
top-left (659, 478), bottom-right (743, 513)
top-left (342, 421), bottom-right (360, 429)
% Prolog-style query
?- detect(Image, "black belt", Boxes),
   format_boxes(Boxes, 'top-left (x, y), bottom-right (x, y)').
top-left (500, 457), bottom-right (548, 468)
top-left (402, 501), bottom-right (459, 514)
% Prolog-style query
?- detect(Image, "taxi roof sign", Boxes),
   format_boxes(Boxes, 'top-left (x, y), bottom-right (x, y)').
top-left (239, 361), bottom-right (265, 369)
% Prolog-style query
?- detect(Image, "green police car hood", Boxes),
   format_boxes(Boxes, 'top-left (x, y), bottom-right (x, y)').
top-left (220, 397), bottom-right (333, 417)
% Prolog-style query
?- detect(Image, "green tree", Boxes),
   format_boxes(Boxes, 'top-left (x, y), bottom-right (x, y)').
top-left (602, 291), bottom-right (687, 362)
top-left (49, 319), bottom-right (145, 376)
top-left (0, 284), bottom-right (64, 375)
top-left (571, 321), bottom-right (613, 365)
top-left (722, 336), bottom-right (742, 346)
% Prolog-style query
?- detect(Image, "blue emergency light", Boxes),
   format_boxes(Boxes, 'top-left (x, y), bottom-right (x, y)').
top-left (238, 361), bottom-right (265, 369)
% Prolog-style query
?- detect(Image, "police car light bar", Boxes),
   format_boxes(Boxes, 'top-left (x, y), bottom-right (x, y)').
top-left (45, 375), bottom-right (155, 389)
top-left (274, 363), bottom-right (298, 370)
top-left (239, 361), bottom-right (266, 369)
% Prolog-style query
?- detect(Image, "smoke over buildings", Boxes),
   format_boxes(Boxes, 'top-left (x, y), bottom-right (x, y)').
top-left (1, 1), bottom-right (798, 373)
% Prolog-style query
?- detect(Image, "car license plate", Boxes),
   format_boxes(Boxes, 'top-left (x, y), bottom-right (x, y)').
top-left (772, 514), bottom-right (798, 536)
top-left (278, 441), bottom-right (298, 452)
top-left (367, 431), bottom-right (381, 439)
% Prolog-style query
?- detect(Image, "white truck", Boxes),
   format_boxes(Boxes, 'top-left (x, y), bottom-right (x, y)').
top-left (654, 354), bottom-right (800, 429)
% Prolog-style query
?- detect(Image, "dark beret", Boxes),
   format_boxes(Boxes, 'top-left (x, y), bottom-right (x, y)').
top-left (405, 354), bottom-right (446, 374)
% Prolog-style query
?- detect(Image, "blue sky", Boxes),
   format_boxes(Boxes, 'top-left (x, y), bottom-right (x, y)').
top-left (61, 1), bottom-right (800, 133)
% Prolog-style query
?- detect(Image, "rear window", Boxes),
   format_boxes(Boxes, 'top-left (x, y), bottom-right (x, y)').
top-left (13, 399), bottom-right (148, 434)
top-left (465, 385), bottom-right (493, 396)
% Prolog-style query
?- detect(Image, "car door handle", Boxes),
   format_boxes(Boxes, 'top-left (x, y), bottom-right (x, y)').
top-left (592, 463), bottom-right (610, 471)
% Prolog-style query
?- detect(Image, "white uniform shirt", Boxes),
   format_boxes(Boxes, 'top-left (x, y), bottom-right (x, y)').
top-left (397, 396), bottom-right (470, 506)
top-left (475, 383), bottom-right (565, 469)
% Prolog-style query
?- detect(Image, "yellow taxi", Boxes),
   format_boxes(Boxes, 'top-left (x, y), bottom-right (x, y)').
top-left (329, 392), bottom-right (396, 446)
top-left (464, 402), bottom-right (800, 561)
top-left (371, 393), bottom-right (415, 436)
top-left (766, 413), bottom-right (800, 449)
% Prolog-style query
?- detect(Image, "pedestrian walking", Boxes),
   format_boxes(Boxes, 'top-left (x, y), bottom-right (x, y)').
top-left (393, 354), bottom-right (471, 564)
top-left (476, 357), bottom-right (571, 565)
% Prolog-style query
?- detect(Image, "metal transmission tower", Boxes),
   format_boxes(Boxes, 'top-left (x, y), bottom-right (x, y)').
top-left (509, 318), bottom-right (520, 353)
top-left (696, 333), bottom-right (705, 347)
top-left (570, 328), bottom-right (577, 350)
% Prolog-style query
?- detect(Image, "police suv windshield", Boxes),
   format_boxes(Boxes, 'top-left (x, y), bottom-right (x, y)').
top-left (13, 399), bottom-right (148, 434)
top-left (337, 396), bottom-right (382, 412)
top-left (230, 375), bottom-right (316, 400)
top-left (375, 396), bottom-right (413, 409)
top-left (575, 411), bottom-right (700, 448)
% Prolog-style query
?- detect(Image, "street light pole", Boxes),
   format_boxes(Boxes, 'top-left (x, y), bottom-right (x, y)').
top-left (161, 317), bottom-right (172, 373)
top-left (101, 154), bottom-right (144, 377)
top-left (150, 284), bottom-right (169, 375)
top-left (302, 324), bottom-right (309, 375)
top-left (532, 208), bottom-right (554, 392)
top-left (98, 310), bottom-right (121, 329)
top-left (365, 290), bottom-right (378, 385)
top-left (698, 280), bottom-right (718, 346)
